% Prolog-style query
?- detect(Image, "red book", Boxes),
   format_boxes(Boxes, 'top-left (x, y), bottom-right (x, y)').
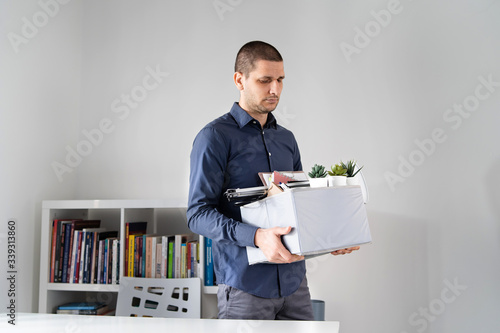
top-left (273, 170), bottom-right (296, 184)
top-left (50, 220), bottom-right (58, 283)
top-left (187, 242), bottom-right (192, 278)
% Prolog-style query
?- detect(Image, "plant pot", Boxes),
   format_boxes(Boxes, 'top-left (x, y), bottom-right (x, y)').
top-left (346, 176), bottom-right (359, 186)
top-left (309, 177), bottom-right (328, 188)
top-left (328, 175), bottom-right (347, 187)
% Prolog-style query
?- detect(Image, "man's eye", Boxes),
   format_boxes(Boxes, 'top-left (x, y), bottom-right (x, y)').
top-left (260, 79), bottom-right (271, 84)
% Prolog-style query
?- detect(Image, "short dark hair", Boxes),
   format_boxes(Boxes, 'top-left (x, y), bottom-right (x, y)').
top-left (235, 41), bottom-right (283, 77)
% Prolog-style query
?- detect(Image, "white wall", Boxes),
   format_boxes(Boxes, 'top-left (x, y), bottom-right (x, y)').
top-left (1, 1), bottom-right (499, 332)
top-left (0, 0), bottom-right (82, 314)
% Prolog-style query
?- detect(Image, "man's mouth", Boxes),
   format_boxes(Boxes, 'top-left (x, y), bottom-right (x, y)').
top-left (264, 97), bottom-right (279, 103)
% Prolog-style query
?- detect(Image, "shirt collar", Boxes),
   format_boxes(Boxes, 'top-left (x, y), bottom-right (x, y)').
top-left (230, 102), bottom-right (278, 129)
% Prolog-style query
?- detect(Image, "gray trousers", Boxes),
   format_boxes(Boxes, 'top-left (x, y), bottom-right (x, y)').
top-left (217, 276), bottom-right (315, 320)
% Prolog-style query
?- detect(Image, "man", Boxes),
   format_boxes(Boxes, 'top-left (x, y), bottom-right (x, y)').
top-left (187, 41), bottom-right (358, 320)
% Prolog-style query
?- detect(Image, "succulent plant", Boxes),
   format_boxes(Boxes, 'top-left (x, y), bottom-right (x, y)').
top-left (327, 163), bottom-right (347, 176)
top-left (340, 160), bottom-right (363, 177)
top-left (308, 164), bottom-right (327, 178)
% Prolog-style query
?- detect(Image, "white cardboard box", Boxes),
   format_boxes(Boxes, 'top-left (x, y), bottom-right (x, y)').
top-left (241, 185), bottom-right (372, 265)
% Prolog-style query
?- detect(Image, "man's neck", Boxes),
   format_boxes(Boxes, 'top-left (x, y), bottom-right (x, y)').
top-left (238, 103), bottom-right (268, 128)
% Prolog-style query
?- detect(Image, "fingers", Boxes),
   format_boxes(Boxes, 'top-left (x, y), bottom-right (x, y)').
top-left (276, 249), bottom-right (304, 264)
top-left (331, 246), bottom-right (361, 256)
top-left (254, 227), bottom-right (303, 263)
top-left (264, 234), bottom-right (303, 263)
top-left (275, 225), bottom-right (292, 236)
top-left (270, 252), bottom-right (304, 264)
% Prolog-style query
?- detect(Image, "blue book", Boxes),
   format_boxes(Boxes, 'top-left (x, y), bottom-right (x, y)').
top-left (58, 302), bottom-right (105, 310)
top-left (205, 238), bottom-right (213, 286)
top-left (61, 223), bottom-right (73, 283)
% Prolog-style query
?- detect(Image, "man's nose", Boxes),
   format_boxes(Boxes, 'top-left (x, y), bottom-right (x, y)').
top-left (269, 80), bottom-right (281, 95)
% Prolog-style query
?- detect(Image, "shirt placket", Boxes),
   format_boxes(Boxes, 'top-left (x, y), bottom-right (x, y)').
top-left (259, 126), bottom-right (273, 171)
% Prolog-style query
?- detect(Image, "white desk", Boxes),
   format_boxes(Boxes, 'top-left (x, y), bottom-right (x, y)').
top-left (1, 313), bottom-right (339, 333)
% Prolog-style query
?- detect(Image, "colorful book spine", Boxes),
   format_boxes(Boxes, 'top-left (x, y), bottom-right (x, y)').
top-left (97, 240), bottom-right (104, 284)
top-left (112, 239), bottom-right (119, 284)
top-left (205, 238), bottom-right (214, 286)
top-left (181, 243), bottom-right (187, 278)
top-left (74, 231), bottom-right (82, 283)
top-left (69, 229), bottom-right (79, 284)
top-left (128, 235), bottom-right (135, 277)
top-left (61, 223), bottom-right (73, 283)
top-left (155, 242), bottom-right (162, 278)
top-left (50, 220), bottom-right (58, 283)
top-left (168, 241), bottom-right (174, 279)
top-left (186, 242), bottom-right (191, 278)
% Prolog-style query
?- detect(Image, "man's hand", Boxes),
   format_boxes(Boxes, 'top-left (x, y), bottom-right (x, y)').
top-left (254, 226), bottom-right (304, 264)
top-left (331, 246), bottom-right (360, 255)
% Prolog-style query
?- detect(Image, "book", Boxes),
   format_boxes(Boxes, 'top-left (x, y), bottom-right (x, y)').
top-left (104, 237), bottom-right (117, 283)
top-left (49, 219), bottom-right (101, 284)
top-left (186, 242), bottom-right (191, 278)
top-left (69, 229), bottom-right (79, 283)
top-left (53, 220), bottom-right (79, 282)
top-left (143, 234), bottom-right (157, 278)
top-left (150, 236), bottom-right (161, 278)
top-left (125, 222), bottom-right (148, 277)
top-left (95, 231), bottom-right (118, 284)
top-left (60, 222), bottom-right (74, 283)
top-left (53, 220), bottom-right (67, 282)
top-left (80, 230), bottom-right (89, 283)
top-left (56, 306), bottom-right (109, 315)
top-left (56, 302), bottom-right (110, 315)
top-left (112, 239), bottom-right (119, 284)
top-left (160, 235), bottom-right (174, 278)
top-left (167, 238), bottom-right (174, 278)
top-left (205, 238), bottom-right (214, 286)
top-left (57, 302), bottom-right (107, 310)
top-left (50, 220), bottom-right (58, 283)
top-left (97, 239), bottom-right (104, 284)
top-left (155, 241), bottom-right (162, 278)
top-left (181, 243), bottom-right (187, 278)
top-left (80, 227), bottom-right (105, 284)
top-left (258, 170), bottom-right (308, 187)
top-left (135, 235), bottom-right (143, 277)
top-left (73, 231), bottom-right (83, 283)
top-left (128, 234), bottom-right (136, 277)
top-left (174, 234), bottom-right (197, 278)
top-left (188, 240), bottom-right (199, 278)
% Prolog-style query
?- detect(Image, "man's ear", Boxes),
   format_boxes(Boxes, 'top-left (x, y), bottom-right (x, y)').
top-left (234, 72), bottom-right (245, 91)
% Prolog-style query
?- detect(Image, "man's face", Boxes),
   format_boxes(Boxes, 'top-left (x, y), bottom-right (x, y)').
top-left (236, 60), bottom-right (285, 115)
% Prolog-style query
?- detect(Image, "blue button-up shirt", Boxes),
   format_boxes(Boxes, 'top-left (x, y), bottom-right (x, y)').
top-left (187, 102), bottom-right (306, 298)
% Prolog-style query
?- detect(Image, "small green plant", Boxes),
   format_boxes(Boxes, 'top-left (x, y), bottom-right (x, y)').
top-left (327, 163), bottom-right (347, 176)
top-left (308, 164), bottom-right (327, 178)
top-left (341, 160), bottom-right (363, 177)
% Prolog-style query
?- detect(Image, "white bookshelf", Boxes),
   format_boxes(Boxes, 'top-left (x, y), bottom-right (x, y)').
top-left (38, 199), bottom-right (217, 317)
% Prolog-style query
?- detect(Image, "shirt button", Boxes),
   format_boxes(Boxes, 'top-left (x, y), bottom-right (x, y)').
top-left (269, 152), bottom-right (271, 156)
top-left (253, 121), bottom-right (257, 124)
